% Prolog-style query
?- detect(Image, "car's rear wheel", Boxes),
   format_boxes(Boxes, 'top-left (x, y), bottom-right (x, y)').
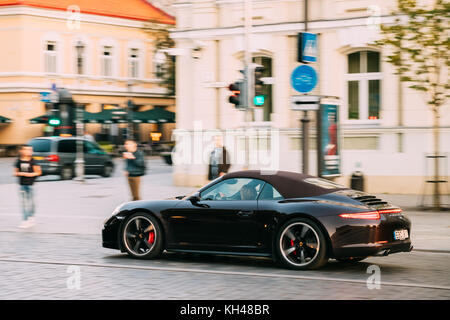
top-left (60, 165), bottom-right (74, 180)
top-left (102, 163), bottom-right (113, 177)
top-left (275, 218), bottom-right (328, 270)
top-left (122, 212), bottom-right (163, 260)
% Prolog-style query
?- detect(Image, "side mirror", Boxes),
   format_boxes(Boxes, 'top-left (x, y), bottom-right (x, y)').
top-left (188, 194), bottom-right (201, 203)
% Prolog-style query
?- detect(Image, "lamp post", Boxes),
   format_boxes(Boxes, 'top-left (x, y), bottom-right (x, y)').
top-left (126, 80), bottom-right (135, 140)
top-left (74, 41), bottom-right (85, 182)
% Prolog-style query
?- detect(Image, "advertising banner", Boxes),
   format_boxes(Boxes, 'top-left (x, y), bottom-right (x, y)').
top-left (317, 103), bottom-right (341, 177)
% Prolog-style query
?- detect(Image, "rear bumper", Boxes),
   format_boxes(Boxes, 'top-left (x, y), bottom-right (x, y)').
top-left (332, 240), bottom-right (413, 258)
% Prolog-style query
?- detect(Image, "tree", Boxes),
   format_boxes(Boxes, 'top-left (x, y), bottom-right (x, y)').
top-left (144, 22), bottom-right (176, 96)
top-left (375, 0), bottom-right (449, 210)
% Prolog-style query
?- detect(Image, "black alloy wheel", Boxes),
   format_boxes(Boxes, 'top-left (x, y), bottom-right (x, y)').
top-left (276, 217), bottom-right (328, 270)
top-left (122, 212), bottom-right (163, 259)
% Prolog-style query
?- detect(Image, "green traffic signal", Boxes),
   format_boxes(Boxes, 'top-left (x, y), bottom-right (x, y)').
top-left (254, 95), bottom-right (265, 106)
top-left (48, 118), bottom-right (61, 126)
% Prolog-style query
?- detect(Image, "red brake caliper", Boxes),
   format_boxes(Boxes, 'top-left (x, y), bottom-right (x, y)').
top-left (148, 231), bottom-right (155, 244)
top-left (291, 240), bottom-right (296, 255)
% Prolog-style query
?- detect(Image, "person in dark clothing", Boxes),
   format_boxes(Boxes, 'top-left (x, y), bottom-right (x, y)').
top-left (123, 140), bottom-right (146, 201)
top-left (208, 135), bottom-right (231, 181)
top-left (14, 145), bottom-right (41, 228)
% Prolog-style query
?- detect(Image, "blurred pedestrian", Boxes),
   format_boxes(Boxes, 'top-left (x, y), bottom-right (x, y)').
top-left (208, 135), bottom-right (230, 181)
top-left (14, 145), bottom-right (41, 228)
top-left (123, 139), bottom-right (146, 201)
top-left (83, 130), bottom-right (96, 143)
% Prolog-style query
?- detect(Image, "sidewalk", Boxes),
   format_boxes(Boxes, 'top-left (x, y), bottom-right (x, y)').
top-left (0, 160), bottom-right (448, 252)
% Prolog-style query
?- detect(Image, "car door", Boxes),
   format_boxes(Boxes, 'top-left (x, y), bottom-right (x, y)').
top-left (165, 178), bottom-right (264, 251)
top-left (242, 182), bottom-right (285, 251)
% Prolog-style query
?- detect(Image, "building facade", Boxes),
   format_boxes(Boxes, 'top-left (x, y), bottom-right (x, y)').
top-left (170, 0), bottom-right (450, 194)
top-left (0, 0), bottom-right (175, 149)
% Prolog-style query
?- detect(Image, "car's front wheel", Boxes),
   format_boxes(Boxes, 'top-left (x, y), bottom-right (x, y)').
top-left (275, 218), bottom-right (328, 270)
top-left (122, 212), bottom-right (163, 259)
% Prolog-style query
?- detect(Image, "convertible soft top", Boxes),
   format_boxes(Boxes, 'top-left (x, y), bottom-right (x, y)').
top-left (223, 170), bottom-right (348, 199)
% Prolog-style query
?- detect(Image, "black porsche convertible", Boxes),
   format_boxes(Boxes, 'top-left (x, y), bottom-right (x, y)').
top-left (102, 170), bottom-right (413, 270)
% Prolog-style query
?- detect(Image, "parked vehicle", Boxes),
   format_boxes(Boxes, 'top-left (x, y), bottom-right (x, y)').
top-left (28, 137), bottom-right (115, 180)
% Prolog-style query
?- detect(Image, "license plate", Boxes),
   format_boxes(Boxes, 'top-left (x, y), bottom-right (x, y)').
top-left (33, 156), bottom-right (44, 160)
top-left (394, 229), bottom-right (409, 240)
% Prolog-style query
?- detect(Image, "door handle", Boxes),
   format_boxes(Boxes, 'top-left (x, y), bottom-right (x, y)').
top-left (237, 210), bottom-right (254, 217)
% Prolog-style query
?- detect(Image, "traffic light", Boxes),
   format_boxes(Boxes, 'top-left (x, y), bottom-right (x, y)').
top-left (228, 81), bottom-right (246, 109)
top-left (254, 66), bottom-right (265, 106)
top-left (48, 117), bottom-right (61, 126)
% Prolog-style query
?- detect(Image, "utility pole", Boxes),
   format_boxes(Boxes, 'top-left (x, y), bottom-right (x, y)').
top-left (243, 0), bottom-right (253, 169)
top-left (301, 0), bottom-right (310, 175)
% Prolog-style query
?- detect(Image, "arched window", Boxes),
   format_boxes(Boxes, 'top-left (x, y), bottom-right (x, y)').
top-left (75, 41), bottom-right (86, 75)
top-left (346, 51), bottom-right (381, 120)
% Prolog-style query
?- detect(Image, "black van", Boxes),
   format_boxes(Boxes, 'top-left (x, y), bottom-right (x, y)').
top-left (28, 137), bottom-right (114, 180)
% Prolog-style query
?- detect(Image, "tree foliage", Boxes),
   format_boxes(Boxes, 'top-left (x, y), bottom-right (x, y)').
top-left (375, 0), bottom-right (449, 109)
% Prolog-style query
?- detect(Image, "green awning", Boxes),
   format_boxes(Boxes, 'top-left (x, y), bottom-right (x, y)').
top-left (29, 115), bottom-right (49, 124)
top-left (83, 109), bottom-right (128, 124)
top-left (0, 115), bottom-right (12, 123)
top-left (131, 107), bottom-right (175, 124)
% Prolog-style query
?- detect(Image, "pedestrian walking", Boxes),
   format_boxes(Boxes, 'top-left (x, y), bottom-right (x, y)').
top-left (123, 139), bottom-right (146, 201)
top-left (208, 135), bottom-right (231, 181)
top-left (14, 145), bottom-right (41, 228)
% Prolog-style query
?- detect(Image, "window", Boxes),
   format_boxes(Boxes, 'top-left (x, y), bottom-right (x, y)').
top-left (44, 41), bottom-right (57, 73)
top-left (57, 140), bottom-right (76, 153)
top-left (258, 183), bottom-right (283, 200)
top-left (29, 139), bottom-right (51, 153)
top-left (101, 46), bottom-right (113, 77)
top-left (83, 141), bottom-right (103, 154)
top-left (200, 178), bottom-right (265, 201)
top-left (129, 48), bottom-right (139, 79)
top-left (154, 50), bottom-right (166, 79)
top-left (75, 41), bottom-right (85, 75)
top-left (346, 51), bottom-right (381, 120)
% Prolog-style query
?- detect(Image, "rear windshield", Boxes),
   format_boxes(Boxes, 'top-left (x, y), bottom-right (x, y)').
top-left (29, 139), bottom-right (52, 153)
top-left (303, 178), bottom-right (346, 190)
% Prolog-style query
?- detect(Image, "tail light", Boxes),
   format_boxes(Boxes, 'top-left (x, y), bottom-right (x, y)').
top-left (339, 208), bottom-right (402, 220)
top-left (45, 155), bottom-right (60, 162)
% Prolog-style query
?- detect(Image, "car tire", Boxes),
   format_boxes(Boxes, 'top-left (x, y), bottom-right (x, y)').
top-left (102, 163), bottom-right (113, 178)
top-left (275, 217), bottom-right (328, 270)
top-left (336, 257), bottom-right (368, 263)
top-left (60, 165), bottom-right (74, 180)
top-left (122, 212), bottom-right (164, 260)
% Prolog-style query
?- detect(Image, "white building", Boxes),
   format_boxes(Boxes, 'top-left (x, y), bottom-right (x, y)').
top-left (170, 0), bottom-right (450, 194)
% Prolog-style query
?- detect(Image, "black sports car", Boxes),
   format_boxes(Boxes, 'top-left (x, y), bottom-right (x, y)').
top-left (102, 170), bottom-right (413, 270)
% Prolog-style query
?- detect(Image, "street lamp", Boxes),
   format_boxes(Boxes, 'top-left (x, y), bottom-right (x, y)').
top-left (126, 80), bottom-right (135, 140)
top-left (75, 41), bottom-right (85, 182)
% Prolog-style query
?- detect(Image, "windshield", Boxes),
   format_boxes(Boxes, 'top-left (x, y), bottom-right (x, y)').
top-left (29, 139), bottom-right (52, 153)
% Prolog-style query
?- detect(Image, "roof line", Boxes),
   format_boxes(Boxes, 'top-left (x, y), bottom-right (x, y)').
top-left (0, 1), bottom-right (175, 24)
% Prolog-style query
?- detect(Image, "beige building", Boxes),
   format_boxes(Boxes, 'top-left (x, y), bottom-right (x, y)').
top-left (0, 0), bottom-right (175, 149)
top-left (170, 0), bottom-right (449, 194)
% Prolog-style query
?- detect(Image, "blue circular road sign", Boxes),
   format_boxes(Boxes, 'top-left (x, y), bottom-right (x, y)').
top-left (291, 65), bottom-right (318, 93)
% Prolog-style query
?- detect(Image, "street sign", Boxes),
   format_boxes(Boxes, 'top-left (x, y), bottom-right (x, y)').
top-left (290, 95), bottom-right (320, 111)
top-left (291, 65), bottom-right (318, 93)
top-left (298, 32), bottom-right (318, 63)
top-left (39, 92), bottom-right (51, 102)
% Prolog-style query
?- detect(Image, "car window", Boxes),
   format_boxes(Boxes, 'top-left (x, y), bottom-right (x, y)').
top-left (57, 140), bottom-right (77, 153)
top-left (200, 178), bottom-right (265, 201)
top-left (84, 141), bottom-right (102, 154)
top-left (258, 183), bottom-right (284, 200)
top-left (29, 139), bottom-right (51, 153)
